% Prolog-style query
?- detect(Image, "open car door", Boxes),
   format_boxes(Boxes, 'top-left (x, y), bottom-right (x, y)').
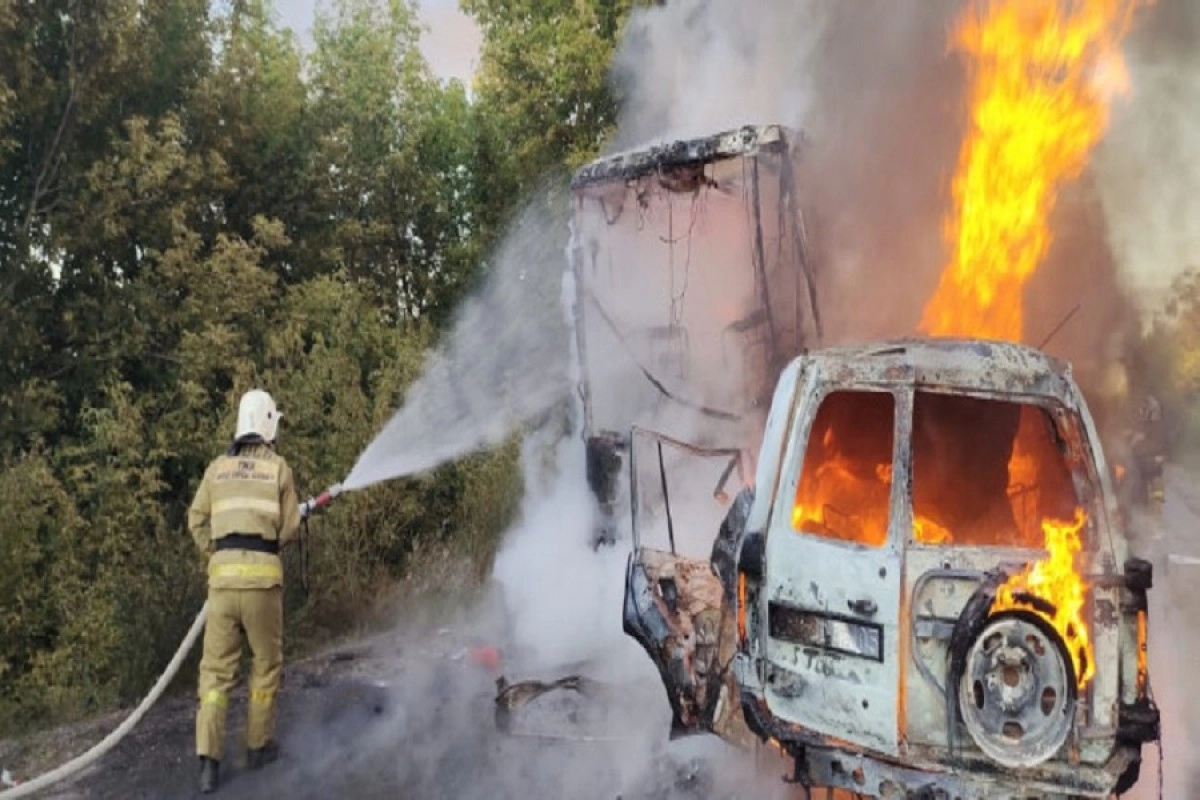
top-left (621, 428), bottom-right (756, 746)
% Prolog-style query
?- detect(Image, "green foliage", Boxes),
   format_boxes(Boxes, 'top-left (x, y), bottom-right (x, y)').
top-left (462, 0), bottom-right (646, 194)
top-left (0, 453), bottom-right (80, 724)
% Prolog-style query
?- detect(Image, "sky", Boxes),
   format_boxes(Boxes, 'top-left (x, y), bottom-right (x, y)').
top-left (272, 0), bottom-right (483, 85)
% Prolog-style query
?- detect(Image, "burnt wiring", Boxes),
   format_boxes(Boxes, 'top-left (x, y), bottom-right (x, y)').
top-left (662, 185), bottom-right (700, 334)
top-left (741, 155), bottom-right (782, 372)
top-left (1037, 302), bottom-right (1081, 350)
top-left (667, 194), bottom-right (678, 330)
top-left (598, 192), bottom-right (625, 226)
top-left (635, 181), bottom-right (650, 232)
top-left (779, 144), bottom-right (823, 345)
top-left (599, 172), bottom-right (703, 350)
top-left (656, 440), bottom-right (676, 556)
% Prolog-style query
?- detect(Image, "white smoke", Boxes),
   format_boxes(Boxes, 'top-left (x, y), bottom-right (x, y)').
top-left (612, 0), bottom-right (966, 347)
top-left (1095, 0), bottom-right (1200, 321)
top-left (1092, 3), bottom-right (1200, 794)
top-left (609, 0), bottom-right (826, 147)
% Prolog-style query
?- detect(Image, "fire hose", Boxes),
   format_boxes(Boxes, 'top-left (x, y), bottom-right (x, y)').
top-left (0, 484), bottom-right (344, 799)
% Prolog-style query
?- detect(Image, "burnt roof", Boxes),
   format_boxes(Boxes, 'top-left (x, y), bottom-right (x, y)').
top-left (570, 124), bottom-right (804, 189)
top-left (799, 338), bottom-right (1078, 401)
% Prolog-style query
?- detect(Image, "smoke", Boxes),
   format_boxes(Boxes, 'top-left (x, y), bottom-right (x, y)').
top-left (265, 405), bottom-right (789, 799)
top-left (1095, 0), bottom-right (1200, 319)
top-left (606, 0), bottom-right (1172, 371)
top-left (608, 0), bottom-right (825, 147)
top-left (1092, 2), bottom-right (1200, 794)
top-left (611, 0), bottom-right (965, 347)
top-left (489, 424), bottom-right (638, 671)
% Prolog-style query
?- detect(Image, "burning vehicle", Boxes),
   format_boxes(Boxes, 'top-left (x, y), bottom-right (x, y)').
top-left (512, 6), bottom-right (1164, 794)
top-left (691, 339), bottom-right (1157, 798)
top-left (546, 115), bottom-right (1163, 797)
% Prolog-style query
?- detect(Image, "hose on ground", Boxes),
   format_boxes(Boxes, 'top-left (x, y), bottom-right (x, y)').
top-left (0, 602), bottom-right (209, 799)
top-left (1, 489), bottom-right (343, 797)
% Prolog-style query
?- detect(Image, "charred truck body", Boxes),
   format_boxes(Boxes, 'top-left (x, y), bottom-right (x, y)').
top-left (566, 127), bottom-right (1159, 798)
top-left (569, 124), bottom-right (821, 550)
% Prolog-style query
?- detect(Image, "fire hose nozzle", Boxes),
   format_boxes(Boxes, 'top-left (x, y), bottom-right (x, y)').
top-left (299, 483), bottom-right (345, 519)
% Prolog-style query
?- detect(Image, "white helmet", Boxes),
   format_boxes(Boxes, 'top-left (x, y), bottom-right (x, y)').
top-left (235, 389), bottom-right (282, 442)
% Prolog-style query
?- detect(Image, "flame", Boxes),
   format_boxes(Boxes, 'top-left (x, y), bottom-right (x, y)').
top-left (920, 0), bottom-right (1147, 341)
top-left (791, 394), bottom-right (895, 548)
top-left (914, 516), bottom-right (952, 545)
top-left (1136, 608), bottom-right (1148, 696)
top-left (916, 0), bottom-right (1149, 693)
top-left (791, 451), bottom-right (892, 548)
top-left (992, 507), bottom-right (1093, 687)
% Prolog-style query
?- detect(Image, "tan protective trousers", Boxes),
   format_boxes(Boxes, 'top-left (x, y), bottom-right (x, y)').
top-left (196, 587), bottom-right (283, 760)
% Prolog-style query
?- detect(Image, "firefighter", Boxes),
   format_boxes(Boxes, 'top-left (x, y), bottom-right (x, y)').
top-left (188, 389), bottom-right (301, 794)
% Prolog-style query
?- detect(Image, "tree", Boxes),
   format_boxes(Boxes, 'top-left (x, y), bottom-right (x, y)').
top-left (0, 452), bottom-right (81, 727)
top-left (305, 0), bottom-right (428, 317)
top-left (192, 0), bottom-right (315, 281)
top-left (462, 0), bottom-right (643, 194)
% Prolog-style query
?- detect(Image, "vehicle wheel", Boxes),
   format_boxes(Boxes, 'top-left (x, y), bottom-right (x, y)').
top-left (957, 610), bottom-right (1076, 768)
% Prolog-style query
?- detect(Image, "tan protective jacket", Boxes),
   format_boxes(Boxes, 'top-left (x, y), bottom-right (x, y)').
top-left (188, 443), bottom-right (302, 590)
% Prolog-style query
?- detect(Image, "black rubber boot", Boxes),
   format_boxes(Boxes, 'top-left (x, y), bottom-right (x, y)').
top-left (247, 740), bottom-right (279, 770)
top-left (199, 757), bottom-right (219, 794)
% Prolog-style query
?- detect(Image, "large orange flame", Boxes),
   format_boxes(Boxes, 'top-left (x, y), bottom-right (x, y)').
top-left (923, 0), bottom-right (1148, 692)
top-left (992, 508), bottom-right (1093, 688)
top-left (920, 0), bottom-right (1146, 341)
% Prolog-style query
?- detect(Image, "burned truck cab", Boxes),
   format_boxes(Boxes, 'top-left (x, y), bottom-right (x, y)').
top-left (720, 339), bottom-right (1158, 798)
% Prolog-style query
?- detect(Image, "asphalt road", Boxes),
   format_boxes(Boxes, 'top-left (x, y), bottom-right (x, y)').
top-left (1123, 465), bottom-right (1200, 799)
top-left (18, 618), bottom-right (784, 800)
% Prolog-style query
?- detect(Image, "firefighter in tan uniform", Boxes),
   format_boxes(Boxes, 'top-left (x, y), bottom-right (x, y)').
top-left (188, 389), bottom-right (301, 794)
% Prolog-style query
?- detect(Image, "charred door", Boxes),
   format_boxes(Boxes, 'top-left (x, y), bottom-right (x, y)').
top-left (760, 384), bottom-right (907, 755)
top-left (621, 428), bottom-right (754, 744)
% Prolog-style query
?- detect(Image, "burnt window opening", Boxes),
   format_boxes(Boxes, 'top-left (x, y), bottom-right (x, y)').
top-left (911, 392), bottom-right (1080, 548)
top-left (791, 390), bottom-right (895, 548)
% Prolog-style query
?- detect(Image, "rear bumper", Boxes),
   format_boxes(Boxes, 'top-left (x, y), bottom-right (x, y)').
top-left (735, 654), bottom-right (1142, 798)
